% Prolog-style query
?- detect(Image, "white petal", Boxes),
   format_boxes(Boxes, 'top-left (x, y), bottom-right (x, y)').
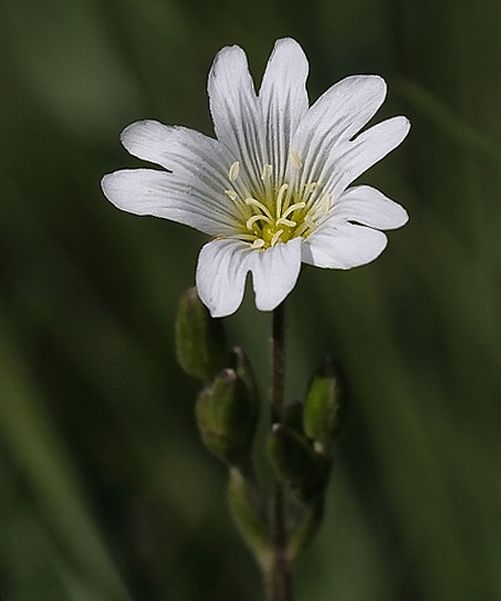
top-left (326, 116), bottom-right (411, 196)
top-left (259, 38), bottom-right (309, 183)
top-left (294, 75), bottom-right (386, 150)
top-left (101, 169), bottom-right (238, 236)
top-left (249, 238), bottom-right (302, 311)
top-left (302, 222), bottom-right (388, 269)
top-left (121, 120), bottom-right (232, 178)
top-left (331, 185), bottom-right (408, 230)
top-left (196, 239), bottom-right (251, 318)
top-left (120, 121), bottom-right (255, 222)
top-left (291, 75), bottom-right (386, 185)
top-left (207, 45), bottom-right (265, 185)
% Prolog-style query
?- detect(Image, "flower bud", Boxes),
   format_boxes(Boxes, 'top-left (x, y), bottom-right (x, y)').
top-left (175, 287), bottom-right (227, 381)
top-left (268, 424), bottom-right (331, 502)
top-left (196, 368), bottom-right (257, 466)
top-left (227, 469), bottom-right (269, 565)
top-left (303, 357), bottom-right (346, 453)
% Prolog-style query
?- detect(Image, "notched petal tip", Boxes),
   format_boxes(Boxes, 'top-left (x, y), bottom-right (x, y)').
top-left (195, 239), bottom-right (251, 319)
top-left (250, 238), bottom-right (303, 312)
top-left (120, 119), bottom-right (163, 152)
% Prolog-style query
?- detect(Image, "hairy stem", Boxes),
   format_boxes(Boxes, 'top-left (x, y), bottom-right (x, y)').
top-left (265, 302), bottom-right (294, 601)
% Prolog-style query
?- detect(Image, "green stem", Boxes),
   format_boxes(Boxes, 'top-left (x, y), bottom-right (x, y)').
top-left (265, 302), bottom-right (294, 601)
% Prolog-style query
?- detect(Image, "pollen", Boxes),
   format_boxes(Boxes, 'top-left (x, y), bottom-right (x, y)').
top-left (251, 238), bottom-right (265, 249)
top-left (320, 193), bottom-right (331, 213)
top-left (289, 149), bottom-right (303, 170)
top-left (261, 164), bottom-right (273, 181)
top-left (224, 169), bottom-right (329, 250)
top-left (228, 161), bottom-right (240, 182)
top-left (305, 182), bottom-right (319, 193)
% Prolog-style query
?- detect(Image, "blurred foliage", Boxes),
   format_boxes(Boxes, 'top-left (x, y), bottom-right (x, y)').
top-left (1, 0), bottom-right (501, 599)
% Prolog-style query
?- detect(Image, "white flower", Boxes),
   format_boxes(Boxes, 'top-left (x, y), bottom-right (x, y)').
top-left (101, 38), bottom-right (410, 318)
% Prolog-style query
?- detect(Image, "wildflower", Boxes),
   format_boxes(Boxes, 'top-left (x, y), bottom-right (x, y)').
top-left (101, 38), bottom-right (410, 317)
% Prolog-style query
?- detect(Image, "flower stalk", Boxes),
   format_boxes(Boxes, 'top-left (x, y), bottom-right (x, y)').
top-left (266, 302), bottom-right (294, 601)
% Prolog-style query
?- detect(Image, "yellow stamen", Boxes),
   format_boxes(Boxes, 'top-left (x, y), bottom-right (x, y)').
top-left (275, 183), bottom-right (289, 218)
top-left (251, 238), bottom-right (265, 249)
top-left (246, 214), bottom-right (271, 230)
top-left (290, 149), bottom-right (303, 170)
top-left (261, 164), bottom-right (273, 181)
top-left (245, 197), bottom-right (273, 220)
top-left (281, 201), bottom-right (306, 220)
top-left (270, 229), bottom-right (284, 246)
top-left (228, 161), bottom-right (240, 181)
top-left (224, 189), bottom-right (238, 201)
top-left (276, 217), bottom-right (297, 227)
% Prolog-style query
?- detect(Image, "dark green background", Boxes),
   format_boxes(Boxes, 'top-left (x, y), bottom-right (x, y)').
top-left (1, 0), bottom-right (501, 599)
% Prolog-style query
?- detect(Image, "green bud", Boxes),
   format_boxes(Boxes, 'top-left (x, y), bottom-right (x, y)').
top-left (196, 369), bottom-right (257, 466)
top-left (175, 287), bottom-right (227, 381)
top-left (303, 357), bottom-right (346, 453)
top-left (227, 468), bottom-right (270, 566)
top-left (268, 424), bottom-right (331, 502)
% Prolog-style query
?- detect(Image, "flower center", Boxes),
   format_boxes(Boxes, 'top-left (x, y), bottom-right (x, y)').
top-left (224, 155), bottom-right (332, 250)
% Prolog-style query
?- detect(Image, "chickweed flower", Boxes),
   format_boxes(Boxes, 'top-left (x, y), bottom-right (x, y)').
top-left (102, 38), bottom-right (410, 317)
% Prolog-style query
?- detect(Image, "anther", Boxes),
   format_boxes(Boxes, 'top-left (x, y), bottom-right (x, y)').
top-left (290, 150), bottom-right (303, 170)
top-left (281, 201), bottom-right (306, 220)
top-left (224, 189), bottom-right (238, 201)
top-left (251, 238), bottom-right (265, 249)
top-left (228, 161), bottom-right (240, 182)
top-left (246, 215), bottom-right (271, 230)
top-left (276, 217), bottom-right (297, 227)
top-left (305, 182), bottom-right (319, 193)
top-left (260, 164), bottom-right (273, 181)
top-left (320, 193), bottom-right (331, 213)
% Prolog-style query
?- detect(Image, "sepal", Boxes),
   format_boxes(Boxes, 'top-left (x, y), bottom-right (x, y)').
top-left (196, 368), bottom-right (257, 466)
top-left (175, 287), bottom-right (227, 381)
top-left (227, 468), bottom-right (270, 567)
top-left (303, 357), bottom-right (346, 453)
top-left (268, 424), bottom-right (331, 502)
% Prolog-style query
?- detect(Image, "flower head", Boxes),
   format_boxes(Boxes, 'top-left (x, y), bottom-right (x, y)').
top-left (102, 38), bottom-right (410, 317)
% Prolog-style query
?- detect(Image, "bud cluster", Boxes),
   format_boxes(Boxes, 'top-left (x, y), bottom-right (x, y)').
top-left (175, 287), bottom-right (347, 568)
